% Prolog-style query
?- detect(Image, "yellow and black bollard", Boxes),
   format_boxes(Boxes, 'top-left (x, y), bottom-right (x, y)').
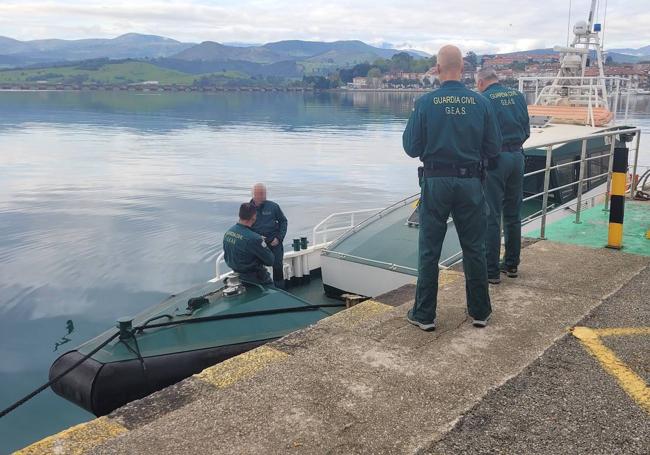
top-left (606, 146), bottom-right (629, 249)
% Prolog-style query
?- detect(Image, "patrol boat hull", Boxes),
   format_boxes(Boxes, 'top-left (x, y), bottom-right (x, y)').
top-left (50, 338), bottom-right (269, 416)
top-left (50, 275), bottom-right (342, 416)
top-left (321, 194), bottom-right (461, 298)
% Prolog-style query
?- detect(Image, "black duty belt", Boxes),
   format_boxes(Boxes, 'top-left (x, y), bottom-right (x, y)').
top-left (501, 143), bottom-right (523, 153)
top-left (421, 161), bottom-right (482, 179)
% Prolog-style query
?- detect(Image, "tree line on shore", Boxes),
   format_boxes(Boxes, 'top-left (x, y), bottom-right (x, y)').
top-left (302, 51), bottom-right (480, 89)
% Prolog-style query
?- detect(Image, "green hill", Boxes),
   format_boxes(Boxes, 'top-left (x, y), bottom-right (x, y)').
top-left (169, 39), bottom-right (426, 68)
top-left (172, 41), bottom-right (285, 64)
top-left (0, 61), bottom-right (247, 85)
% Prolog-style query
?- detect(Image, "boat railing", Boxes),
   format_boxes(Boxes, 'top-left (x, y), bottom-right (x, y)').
top-left (521, 126), bottom-right (642, 238)
top-left (311, 207), bottom-right (383, 245)
top-left (214, 207), bottom-right (383, 279)
top-left (214, 252), bottom-right (229, 281)
top-left (321, 194), bottom-right (421, 250)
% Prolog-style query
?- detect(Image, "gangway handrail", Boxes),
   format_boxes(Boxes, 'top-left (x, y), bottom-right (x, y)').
top-left (214, 241), bottom-right (333, 281)
top-left (521, 126), bottom-right (642, 238)
top-left (215, 251), bottom-right (227, 280)
top-left (312, 207), bottom-right (383, 245)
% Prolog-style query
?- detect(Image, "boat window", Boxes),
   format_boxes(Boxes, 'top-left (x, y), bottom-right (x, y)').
top-left (587, 148), bottom-right (609, 190)
top-left (554, 156), bottom-right (579, 202)
top-left (523, 156), bottom-right (545, 197)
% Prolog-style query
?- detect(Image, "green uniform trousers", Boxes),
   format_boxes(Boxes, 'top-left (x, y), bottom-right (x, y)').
top-left (485, 151), bottom-right (525, 278)
top-left (412, 176), bottom-right (492, 323)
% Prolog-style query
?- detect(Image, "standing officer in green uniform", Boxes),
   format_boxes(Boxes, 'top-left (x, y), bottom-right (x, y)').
top-left (477, 67), bottom-right (530, 284)
top-left (223, 202), bottom-right (275, 285)
top-left (403, 45), bottom-right (502, 330)
top-left (250, 183), bottom-right (288, 289)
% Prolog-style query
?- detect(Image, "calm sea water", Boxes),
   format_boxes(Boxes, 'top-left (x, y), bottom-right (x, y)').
top-left (1, 90), bottom-right (649, 453)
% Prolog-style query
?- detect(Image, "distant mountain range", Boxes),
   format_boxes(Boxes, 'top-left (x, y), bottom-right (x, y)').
top-left (608, 45), bottom-right (650, 59)
top-left (0, 34), bottom-right (194, 66)
top-left (493, 47), bottom-right (650, 64)
top-left (3, 33), bottom-right (647, 85)
top-left (0, 33), bottom-right (428, 72)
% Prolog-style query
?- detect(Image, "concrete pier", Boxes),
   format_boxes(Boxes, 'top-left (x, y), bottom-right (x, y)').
top-left (17, 239), bottom-right (650, 454)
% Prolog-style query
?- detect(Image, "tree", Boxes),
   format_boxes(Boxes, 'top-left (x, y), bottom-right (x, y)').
top-left (328, 73), bottom-right (341, 88)
top-left (412, 56), bottom-right (436, 73)
top-left (373, 58), bottom-right (390, 73)
top-left (303, 75), bottom-right (331, 89)
top-left (391, 52), bottom-right (415, 72)
top-left (464, 51), bottom-right (478, 69)
top-left (367, 67), bottom-right (382, 79)
top-left (339, 68), bottom-right (354, 83)
top-left (511, 61), bottom-right (526, 71)
top-left (352, 63), bottom-right (371, 78)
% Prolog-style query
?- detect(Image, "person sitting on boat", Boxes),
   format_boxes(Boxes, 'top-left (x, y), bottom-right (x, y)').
top-left (223, 202), bottom-right (275, 285)
top-left (250, 183), bottom-right (288, 289)
top-left (402, 44), bottom-right (502, 330)
top-left (476, 67), bottom-right (530, 284)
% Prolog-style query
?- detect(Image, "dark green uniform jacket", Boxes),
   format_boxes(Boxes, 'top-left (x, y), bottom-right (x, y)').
top-left (481, 83), bottom-right (530, 147)
top-left (403, 80), bottom-right (502, 165)
top-left (223, 223), bottom-right (274, 283)
top-left (402, 80), bottom-right (502, 324)
top-left (482, 83), bottom-right (530, 279)
top-left (251, 200), bottom-right (287, 243)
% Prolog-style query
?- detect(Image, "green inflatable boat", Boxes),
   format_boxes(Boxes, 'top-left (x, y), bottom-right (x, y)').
top-left (50, 273), bottom-right (344, 416)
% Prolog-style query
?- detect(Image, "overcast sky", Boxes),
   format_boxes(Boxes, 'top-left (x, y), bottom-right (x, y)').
top-left (1, 0), bottom-right (648, 54)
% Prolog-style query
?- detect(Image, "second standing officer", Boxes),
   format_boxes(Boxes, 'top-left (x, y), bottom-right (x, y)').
top-left (250, 183), bottom-right (288, 289)
top-left (476, 67), bottom-right (530, 284)
top-left (403, 45), bottom-right (502, 330)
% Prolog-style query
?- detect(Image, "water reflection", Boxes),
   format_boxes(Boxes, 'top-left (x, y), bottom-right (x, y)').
top-left (0, 91), bottom-right (415, 134)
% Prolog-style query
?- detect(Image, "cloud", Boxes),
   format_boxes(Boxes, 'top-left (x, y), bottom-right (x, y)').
top-left (0, 0), bottom-right (647, 53)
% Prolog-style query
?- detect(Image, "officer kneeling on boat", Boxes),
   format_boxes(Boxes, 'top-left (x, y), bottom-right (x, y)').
top-left (403, 45), bottom-right (502, 330)
top-left (476, 67), bottom-right (530, 284)
top-left (250, 183), bottom-right (288, 289)
top-left (223, 202), bottom-right (275, 285)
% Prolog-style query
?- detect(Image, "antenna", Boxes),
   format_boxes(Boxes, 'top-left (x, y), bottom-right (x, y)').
top-left (566, 0), bottom-right (572, 47)
top-left (587, 0), bottom-right (598, 29)
top-left (602, 0), bottom-right (609, 49)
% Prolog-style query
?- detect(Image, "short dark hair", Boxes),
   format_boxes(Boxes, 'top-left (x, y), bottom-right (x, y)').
top-left (239, 202), bottom-right (256, 221)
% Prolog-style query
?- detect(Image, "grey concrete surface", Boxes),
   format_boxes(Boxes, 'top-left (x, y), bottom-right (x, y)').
top-left (510, 241), bottom-right (649, 299)
top-left (604, 336), bottom-right (649, 383)
top-left (425, 264), bottom-right (650, 455)
top-left (81, 241), bottom-right (650, 455)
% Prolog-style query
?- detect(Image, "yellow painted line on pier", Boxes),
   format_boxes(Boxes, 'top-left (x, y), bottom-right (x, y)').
top-left (592, 327), bottom-right (650, 337)
top-left (439, 270), bottom-right (463, 287)
top-left (15, 416), bottom-right (127, 455)
top-left (324, 299), bottom-right (392, 330)
top-left (572, 327), bottom-right (650, 414)
top-left (194, 345), bottom-right (288, 389)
